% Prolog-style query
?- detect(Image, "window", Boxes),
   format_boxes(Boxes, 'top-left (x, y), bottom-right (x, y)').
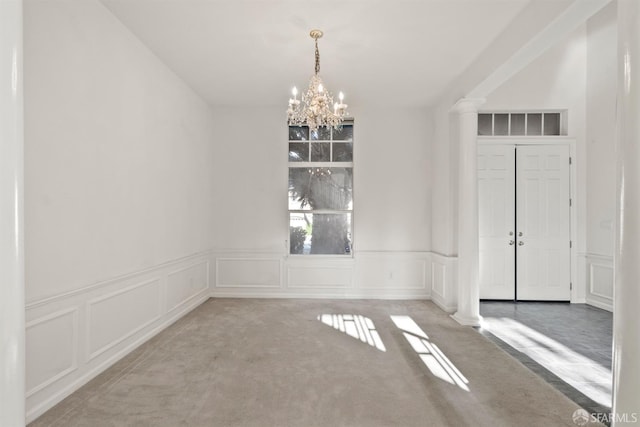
top-left (288, 123), bottom-right (353, 255)
top-left (478, 111), bottom-right (565, 136)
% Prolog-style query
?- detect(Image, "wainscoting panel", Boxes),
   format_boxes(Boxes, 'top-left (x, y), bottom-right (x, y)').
top-left (216, 257), bottom-right (282, 288)
top-left (430, 253), bottom-right (458, 313)
top-left (211, 251), bottom-right (430, 299)
top-left (26, 308), bottom-right (78, 397)
top-left (87, 279), bottom-right (162, 361)
top-left (287, 259), bottom-right (353, 289)
top-left (585, 253), bottom-right (613, 312)
top-left (166, 261), bottom-right (209, 312)
top-left (25, 251), bottom-right (212, 423)
top-left (354, 253), bottom-right (428, 292)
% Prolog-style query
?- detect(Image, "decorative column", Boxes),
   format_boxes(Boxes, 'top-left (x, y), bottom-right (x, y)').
top-left (451, 98), bottom-right (484, 327)
top-left (0, 1), bottom-right (25, 426)
top-left (613, 1), bottom-right (640, 424)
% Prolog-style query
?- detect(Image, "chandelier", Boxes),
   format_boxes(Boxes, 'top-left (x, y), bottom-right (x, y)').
top-left (287, 30), bottom-right (348, 132)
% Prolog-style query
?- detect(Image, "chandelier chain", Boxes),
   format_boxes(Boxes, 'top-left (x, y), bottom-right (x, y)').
top-left (314, 39), bottom-right (320, 75)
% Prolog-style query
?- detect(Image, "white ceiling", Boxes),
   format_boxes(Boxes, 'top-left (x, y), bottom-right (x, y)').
top-left (100, 0), bottom-right (573, 108)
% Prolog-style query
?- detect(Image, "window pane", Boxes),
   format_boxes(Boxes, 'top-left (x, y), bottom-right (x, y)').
top-left (543, 113), bottom-right (561, 135)
top-left (333, 125), bottom-right (354, 141)
top-left (332, 142), bottom-right (353, 162)
top-left (494, 114), bottom-right (508, 135)
top-left (289, 126), bottom-right (309, 141)
top-left (311, 142), bottom-right (331, 161)
top-left (478, 114), bottom-right (493, 136)
top-left (290, 213), bottom-right (351, 255)
top-left (527, 113), bottom-right (542, 135)
top-left (289, 215), bottom-right (311, 254)
top-left (288, 167), bottom-right (353, 210)
top-left (289, 142), bottom-right (309, 162)
top-left (510, 113), bottom-right (525, 135)
top-left (310, 127), bottom-right (331, 141)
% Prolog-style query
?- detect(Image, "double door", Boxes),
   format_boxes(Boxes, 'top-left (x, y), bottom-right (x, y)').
top-left (479, 144), bottom-right (571, 301)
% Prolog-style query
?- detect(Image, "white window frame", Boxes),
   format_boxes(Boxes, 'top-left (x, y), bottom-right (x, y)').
top-left (287, 121), bottom-right (354, 256)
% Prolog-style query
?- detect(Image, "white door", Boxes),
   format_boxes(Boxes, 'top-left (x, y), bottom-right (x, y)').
top-left (478, 144), bottom-right (571, 301)
top-left (479, 145), bottom-right (516, 299)
top-left (516, 145), bottom-right (571, 301)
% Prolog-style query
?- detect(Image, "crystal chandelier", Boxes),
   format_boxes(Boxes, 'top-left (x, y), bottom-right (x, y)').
top-left (287, 30), bottom-right (348, 132)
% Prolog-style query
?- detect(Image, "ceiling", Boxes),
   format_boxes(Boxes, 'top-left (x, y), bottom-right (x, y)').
top-left (100, 0), bottom-right (574, 109)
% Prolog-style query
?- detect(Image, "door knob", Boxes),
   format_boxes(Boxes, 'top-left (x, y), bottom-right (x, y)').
top-left (518, 231), bottom-right (523, 237)
top-left (509, 240), bottom-right (515, 246)
top-left (518, 241), bottom-right (525, 246)
top-left (509, 231), bottom-right (514, 236)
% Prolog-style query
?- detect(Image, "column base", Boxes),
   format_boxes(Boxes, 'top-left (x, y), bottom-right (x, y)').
top-left (451, 312), bottom-right (483, 327)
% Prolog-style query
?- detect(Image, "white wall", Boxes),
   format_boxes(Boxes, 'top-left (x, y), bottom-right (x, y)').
top-left (210, 106), bottom-right (431, 253)
top-left (209, 106), bottom-right (287, 252)
top-left (482, 24), bottom-right (588, 303)
top-left (584, 2), bottom-right (617, 311)
top-left (24, 0), bottom-right (215, 420)
top-left (351, 106), bottom-right (432, 252)
top-left (209, 106), bottom-right (434, 299)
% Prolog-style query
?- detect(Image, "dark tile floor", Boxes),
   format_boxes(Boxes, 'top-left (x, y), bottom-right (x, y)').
top-left (479, 302), bottom-right (612, 417)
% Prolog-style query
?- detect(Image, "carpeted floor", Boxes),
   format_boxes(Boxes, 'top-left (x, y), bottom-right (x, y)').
top-left (29, 298), bottom-right (604, 426)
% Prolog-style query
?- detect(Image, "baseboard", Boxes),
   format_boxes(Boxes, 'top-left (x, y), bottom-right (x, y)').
top-left (585, 297), bottom-right (613, 312)
top-left (430, 293), bottom-right (457, 313)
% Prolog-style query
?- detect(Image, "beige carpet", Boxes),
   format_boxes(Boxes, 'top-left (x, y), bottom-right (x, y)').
top-left (30, 298), bottom-right (604, 427)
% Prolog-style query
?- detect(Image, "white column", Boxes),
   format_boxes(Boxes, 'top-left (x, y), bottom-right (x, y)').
top-left (0, 1), bottom-right (25, 426)
top-left (451, 98), bottom-right (484, 327)
top-left (613, 1), bottom-right (640, 424)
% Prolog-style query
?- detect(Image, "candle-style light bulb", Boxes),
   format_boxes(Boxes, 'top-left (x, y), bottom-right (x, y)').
top-left (334, 102), bottom-right (338, 113)
top-left (318, 83), bottom-right (323, 93)
top-left (292, 87), bottom-right (298, 98)
top-left (339, 92), bottom-right (344, 102)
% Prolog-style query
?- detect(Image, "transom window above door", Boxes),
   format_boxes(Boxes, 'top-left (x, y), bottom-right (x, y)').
top-left (478, 111), bottom-right (566, 136)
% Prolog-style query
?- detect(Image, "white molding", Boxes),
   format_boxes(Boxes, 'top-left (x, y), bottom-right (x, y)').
top-left (25, 308), bottom-right (79, 397)
top-left (25, 250), bottom-right (212, 309)
top-left (478, 136), bottom-right (576, 145)
top-left (215, 257), bottom-right (282, 288)
top-left (86, 278), bottom-right (163, 361)
top-left (354, 252), bottom-right (428, 291)
top-left (583, 252), bottom-right (613, 312)
top-left (429, 253), bottom-right (458, 313)
top-left (166, 260), bottom-right (209, 312)
top-left (585, 298), bottom-right (613, 312)
top-left (286, 265), bottom-right (353, 289)
top-left (210, 250), bottom-right (432, 299)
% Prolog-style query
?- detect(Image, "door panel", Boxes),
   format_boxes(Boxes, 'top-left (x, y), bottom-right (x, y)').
top-left (516, 145), bottom-right (571, 301)
top-left (478, 145), bottom-right (515, 299)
